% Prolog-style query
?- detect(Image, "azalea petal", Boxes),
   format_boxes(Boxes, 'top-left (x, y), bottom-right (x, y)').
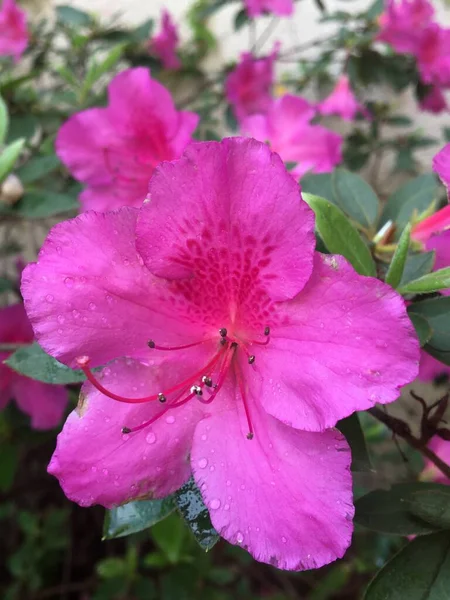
top-left (191, 401), bottom-right (353, 570)
top-left (433, 143), bottom-right (450, 189)
top-left (12, 378), bottom-right (68, 430)
top-left (418, 350), bottom-right (450, 382)
top-left (21, 208), bottom-right (206, 367)
top-left (426, 230), bottom-right (450, 296)
top-left (247, 253), bottom-right (419, 431)
top-left (136, 138), bottom-right (316, 301)
top-left (48, 358), bottom-right (205, 508)
top-left (244, 0), bottom-right (294, 17)
top-left (79, 185), bottom-right (147, 213)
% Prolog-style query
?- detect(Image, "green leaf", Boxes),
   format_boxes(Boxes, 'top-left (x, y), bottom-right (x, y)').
top-left (103, 496), bottom-right (176, 540)
top-left (80, 44), bottom-right (125, 102)
top-left (354, 483), bottom-right (446, 535)
top-left (0, 442), bottom-right (18, 492)
top-left (337, 413), bottom-right (372, 472)
top-left (409, 488), bottom-right (450, 530)
top-left (6, 114), bottom-right (38, 143)
top-left (408, 312), bottom-right (433, 347)
top-left (5, 342), bottom-right (86, 384)
top-left (303, 193), bottom-right (377, 277)
top-left (225, 104), bottom-right (238, 132)
top-left (385, 115), bottom-right (413, 126)
top-left (364, 532), bottom-right (450, 600)
top-left (175, 477), bottom-right (219, 551)
top-left (151, 513), bottom-right (187, 564)
top-left (331, 168), bottom-right (379, 229)
top-left (0, 277), bottom-right (14, 293)
top-left (97, 557), bottom-right (128, 579)
top-left (400, 251), bottom-right (435, 286)
top-left (385, 224), bottom-right (411, 289)
top-left (0, 138), bottom-right (25, 184)
top-left (0, 93), bottom-right (9, 145)
top-left (16, 155), bottom-right (60, 184)
top-left (14, 191), bottom-right (79, 219)
top-left (399, 267), bottom-right (450, 295)
top-left (234, 9), bottom-right (249, 30)
top-left (381, 174), bottom-right (438, 231)
top-left (56, 5), bottom-right (92, 27)
top-left (409, 297), bottom-right (450, 354)
top-left (301, 173), bottom-right (334, 201)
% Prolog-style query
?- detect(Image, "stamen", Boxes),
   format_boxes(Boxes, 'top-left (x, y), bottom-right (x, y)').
top-left (247, 326), bottom-right (271, 347)
top-left (264, 326), bottom-right (270, 336)
top-left (202, 376), bottom-right (213, 387)
top-left (147, 338), bottom-right (214, 351)
top-left (235, 357), bottom-right (255, 440)
top-left (197, 344), bottom-right (237, 405)
top-left (76, 349), bottom-right (225, 405)
top-left (219, 328), bottom-right (228, 337)
top-left (158, 393), bottom-right (167, 403)
top-left (248, 355), bottom-right (256, 365)
top-left (190, 385), bottom-right (203, 396)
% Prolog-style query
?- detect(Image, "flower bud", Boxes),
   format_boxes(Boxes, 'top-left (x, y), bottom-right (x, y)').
top-left (0, 174), bottom-right (24, 205)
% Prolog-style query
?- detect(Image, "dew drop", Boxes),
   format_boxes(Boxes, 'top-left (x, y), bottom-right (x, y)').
top-left (88, 302), bottom-right (96, 311)
top-left (226, 480), bottom-right (231, 487)
top-left (209, 465), bottom-right (215, 472)
top-left (146, 432), bottom-right (156, 445)
top-left (46, 294), bottom-right (54, 303)
top-left (122, 433), bottom-right (130, 441)
top-left (201, 434), bottom-right (207, 441)
top-left (281, 536), bottom-right (287, 544)
top-left (224, 504), bottom-right (230, 511)
top-left (165, 415), bottom-right (175, 424)
top-left (64, 277), bottom-right (74, 287)
top-left (91, 466), bottom-right (97, 473)
top-left (236, 532), bottom-right (244, 544)
top-left (57, 314), bottom-right (65, 324)
top-left (102, 469), bottom-right (109, 476)
top-left (198, 458), bottom-right (208, 469)
top-left (210, 498), bottom-right (221, 510)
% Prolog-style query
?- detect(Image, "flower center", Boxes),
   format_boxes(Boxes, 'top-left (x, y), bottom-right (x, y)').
top-left (75, 327), bottom-right (271, 440)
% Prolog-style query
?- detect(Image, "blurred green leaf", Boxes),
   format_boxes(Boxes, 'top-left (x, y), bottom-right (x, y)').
top-left (364, 532), bottom-right (450, 600)
top-left (151, 513), bottom-right (187, 564)
top-left (0, 138), bottom-right (25, 184)
top-left (385, 224), bottom-right (411, 289)
top-left (5, 342), bottom-right (86, 384)
top-left (16, 155), bottom-right (60, 184)
top-left (0, 93), bottom-right (9, 145)
top-left (331, 169), bottom-right (379, 229)
top-left (6, 114), bottom-right (38, 143)
top-left (399, 267), bottom-right (450, 295)
top-left (409, 297), bottom-right (450, 359)
top-left (0, 443), bottom-right (18, 492)
top-left (14, 191), bottom-right (79, 219)
top-left (103, 496), bottom-right (176, 540)
top-left (0, 277), bottom-right (14, 293)
top-left (234, 9), bottom-right (249, 30)
top-left (96, 557), bottom-right (128, 580)
top-left (380, 174), bottom-right (438, 231)
top-left (408, 312), bottom-right (433, 347)
top-left (303, 193), bottom-right (377, 276)
top-left (355, 483), bottom-right (445, 535)
top-left (385, 115), bottom-right (413, 126)
top-left (176, 477), bottom-right (219, 551)
top-left (337, 413), bottom-right (372, 472)
top-left (400, 251), bottom-right (435, 286)
top-left (56, 5), bottom-right (93, 27)
top-left (409, 488), bottom-right (450, 529)
top-left (80, 44), bottom-right (125, 103)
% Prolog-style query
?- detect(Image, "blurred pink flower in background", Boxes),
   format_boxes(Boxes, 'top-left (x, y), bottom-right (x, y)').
top-left (56, 68), bottom-right (198, 212)
top-left (22, 138), bottom-right (420, 570)
top-left (149, 10), bottom-right (181, 70)
top-left (225, 47), bottom-right (277, 122)
top-left (0, 0), bottom-right (28, 62)
top-left (317, 75), bottom-right (368, 122)
top-left (377, 0), bottom-right (434, 54)
top-left (419, 86), bottom-right (448, 114)
top-left (433, 143), bottom-right (450, 191)
top-left (423, 436), bottom-right (450, 484)
top-left (416, 24), bottom-right (450, 87)
top-left (241, 94), bottom-right (343, 177)
top-left (0, 303), bottom-right (68, 429)
top-left (244, 0), bottom-right (294, 17)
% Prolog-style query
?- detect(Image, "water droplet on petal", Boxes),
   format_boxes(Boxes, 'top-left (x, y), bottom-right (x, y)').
top-left (165, 415), bottom-right (175, 424)
top-left (226, 480), bottom-right (231, 486)
top-left (64, 277), bottom-right (74, 287)
top-left (224, 504), bottom-right (230, 511)
top-left (146, 432), bottom-right (156, 444)
top-left (210, 498), bottom-right (221, 510)
top-left (89, 302), bottom-right (96, 311)
top-left (236, 532), bottom-right (244, 544)
top-left (102, 469), bottom-right (109, 476)
top-left (201, 434), bottom-right (207, 441)
top-left (281, 536), bottom-right (287, 544)
top-left (57, 314), bottom-right (65, 324)
top-left (198, 458), bottom-right (208, 469)
top-left (46, 294), bottom-right (54, 303)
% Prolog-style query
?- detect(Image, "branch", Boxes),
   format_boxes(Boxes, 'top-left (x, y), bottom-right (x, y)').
top-left (369, 406), bottom-right (450, 481)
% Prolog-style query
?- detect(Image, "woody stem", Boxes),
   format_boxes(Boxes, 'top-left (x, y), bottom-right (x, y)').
top-left (369, 407), bottom-right (450, 481)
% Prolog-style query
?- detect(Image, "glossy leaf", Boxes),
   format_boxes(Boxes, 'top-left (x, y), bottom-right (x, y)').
top-left (303, 193), bottom-right (376, 276)
top-left (331, 168), bottom-right (379, 229)
top-left (354, 483), bottom-right (445, 535)
top-left (408, 312), bottom-right (433, 347)
top-left (409, 297), bottom-right (450, 360)
top-left (400, 251), bottom-right (435, 286)
top-left (409, 488), bottom-right (450, 530)
top-left (0, 138), bottom-right (25, 184)
top-left (337, 413), bottom-right (372, 472)
top-left (381, 174), bottom-right (438, 231)
top-left (399, 267), bottom-right (450, 295)
top-left (5, 342), bottom-right (86, 384)
top-left (385, 224), bottom-right (411, 289)
top-left (103, 496), bottom-right (176, 540)
top-left (365, 532), bottom-right (450, 600)
top-left (175, 477), bottom-right (219, 551)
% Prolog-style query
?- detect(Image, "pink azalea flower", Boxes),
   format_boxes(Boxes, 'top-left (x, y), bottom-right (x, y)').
top-left (0, 0), bottom-right (28, 62)
top-left (0, 303), bottom-right (68, 429)
top-left (241, 94), bottom-right (343, 177)
top-left (425, 230), bottom-right (450, 297)
top-left (22, 138), bottom-right (419, 570)
top-left (377, 0), bottom-right (434, 54)
top-left (317, 75), bottom-right (368, 122)
top-left (418, 352), bottom-right (450, 382)
top-left (244, 0), bottom-right (294, 17)
top-left (149, 10), bottom-right (181, 71)
top-left (412, 205), bottom-right (450, 244)
top-left (417, 24), bottom-right (450, 87)
top-left (433, 143), bottom-right (450, 192)
top-left (419, 86), bottom-right (448, 114)
top-left (56, 68), bottom-right (199, 212)
top-left (423, 436), bottom-right (450, 484)
top-left (225, 48), bottom-right (277, 122)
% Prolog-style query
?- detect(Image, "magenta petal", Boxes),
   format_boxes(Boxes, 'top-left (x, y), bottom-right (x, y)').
top-left (13, 378), bottom-right (68, 430)
top-left (136, 138), bottom-right (316, 301)
top-left (433, 143), bottom-right (450, 190)
top-left (426, 229), bottom-right (450, 296)
top-left (191, 403), bottom-right (353, 570)
top-left (244, 0), bottom-right (294, 16)
top-left (48, 358), bottom-right (204, 508)
top-left (418, 350), bottom-right (450, 382)
top-left (21, 208), bottom-right (194, 368)
top-left (247, 253), bottom-right (420, 431)
top-left (0, 0), bottom-right (28, 61)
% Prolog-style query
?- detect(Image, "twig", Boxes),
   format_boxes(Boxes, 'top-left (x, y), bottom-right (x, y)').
top-left (369, 406), bottom-right (450, 480)
top-left (252, 16), bottom-right (279, 54)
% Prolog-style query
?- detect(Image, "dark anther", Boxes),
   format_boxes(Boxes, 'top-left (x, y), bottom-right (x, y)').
top-left (202, 376), bottom-right (213, 387)
top-left (231, 342), bottom-right (238, 349)
top-left (264, 326), bottom-right (270, 336)
top-left (147, 340), bottom-right (155, 348)
top-left (191, 385), bottom-right (203, 396)
top-left (122, 427), bottom-right (131, 434)
top-left (248, 355), bottom-right (256, 364)
top-left (158, 393), bottom-right (167, 403)
top-left (219, 328), bottom-right (228, 337)
top-left (220, 338), bottom-right (227, 346)
top-left (246, 432), bottom-right (254, 440)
